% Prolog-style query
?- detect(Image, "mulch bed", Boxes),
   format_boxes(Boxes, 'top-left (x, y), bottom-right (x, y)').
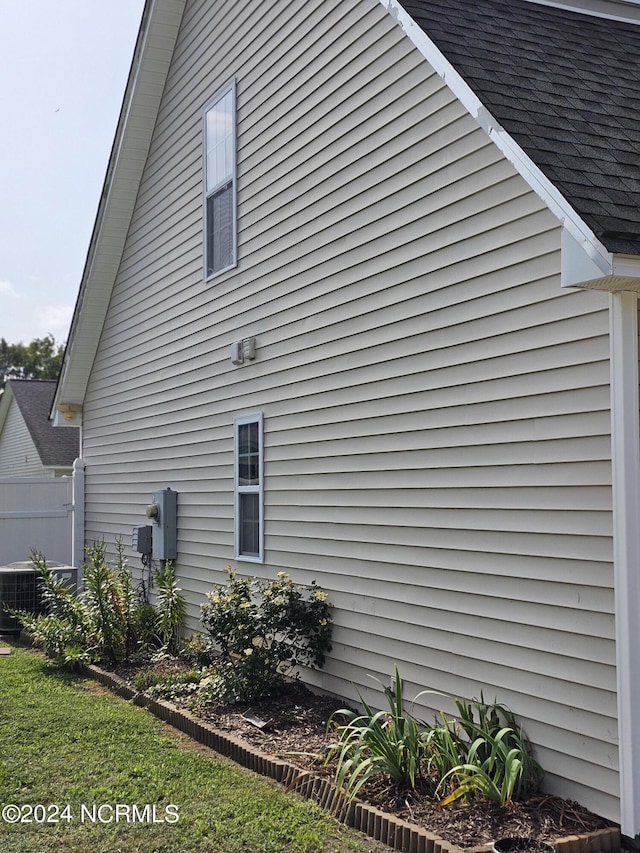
top-left (196, 686), bottom-right (613, 849)
top-left (107, 660), bottom-right (617, 850)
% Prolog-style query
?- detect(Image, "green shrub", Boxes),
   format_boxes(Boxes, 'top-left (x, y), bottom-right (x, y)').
top-left (11, 542), bottom-right (183, 668)
top-left (9, 552), bottom-right (100, 668)
top-left (182, 632), bottom-right (218, 666)
top-left (133, 670), bottom-right (166, 693)
top-left (132, 602), bottom-right (162, 650)
top-left (198, 568), bottom-right (333, 704)
top-left (193, 659), bottom-right (287, 707)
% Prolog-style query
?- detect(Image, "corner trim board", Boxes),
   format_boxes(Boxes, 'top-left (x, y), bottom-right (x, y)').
top-left (609, 291), bottom-right (640, 838)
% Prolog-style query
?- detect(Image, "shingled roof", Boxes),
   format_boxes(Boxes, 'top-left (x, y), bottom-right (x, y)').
top-left (7, 379), bottom-right (79, 468)
top-left (401, 0), bottom-right (640, 256)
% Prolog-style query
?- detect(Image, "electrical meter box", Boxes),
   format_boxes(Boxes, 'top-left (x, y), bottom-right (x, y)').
top-left (145, 487), bottom-right (178, 561)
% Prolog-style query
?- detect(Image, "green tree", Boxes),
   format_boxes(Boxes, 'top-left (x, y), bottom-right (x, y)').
top-left (0, 334), bottom-right (64, 389)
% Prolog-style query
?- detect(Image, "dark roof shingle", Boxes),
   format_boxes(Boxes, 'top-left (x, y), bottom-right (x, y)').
top-left (8, 379), bottom-right (79, 468)
top-left (401, 0), bottom-right (640, 255)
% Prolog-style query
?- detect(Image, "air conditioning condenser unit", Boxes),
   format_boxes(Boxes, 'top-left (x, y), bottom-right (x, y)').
top-left (0, 562), bottom-right (77, 636)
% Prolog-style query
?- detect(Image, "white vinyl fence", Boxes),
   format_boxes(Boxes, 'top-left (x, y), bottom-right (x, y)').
top-left (0, 475), bottom-right (74, 566)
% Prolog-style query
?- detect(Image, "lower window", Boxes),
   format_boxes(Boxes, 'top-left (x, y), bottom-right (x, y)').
top-left (234, 413), bottom-right (264, 561)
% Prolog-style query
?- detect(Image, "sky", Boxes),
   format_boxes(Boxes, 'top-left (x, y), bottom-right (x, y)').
top-left (0, 0), bottom-right (146, 346)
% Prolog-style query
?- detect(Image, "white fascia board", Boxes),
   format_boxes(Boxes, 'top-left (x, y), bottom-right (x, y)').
top-left (52, 0), bottom-right (186, 419)
top-left (613, 254), bottom-right (640, 278)
top-left (524, 0), bottom-right (640, 25)
top-left (381, 0), bottom-right (614, 277)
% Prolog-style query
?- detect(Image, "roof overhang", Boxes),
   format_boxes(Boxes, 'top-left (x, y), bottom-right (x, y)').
top-left (561, 228), bottom-right (640, 292)
top-left (52, 403), bottom-right (83, 428)
top-left (51, 0), bottom-right (186, 422)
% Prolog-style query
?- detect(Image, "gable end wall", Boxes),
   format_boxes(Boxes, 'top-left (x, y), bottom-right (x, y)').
top-left (81, 0), bottom-right (616, 820)
top-left (0, 399), bottom-right (50, 477)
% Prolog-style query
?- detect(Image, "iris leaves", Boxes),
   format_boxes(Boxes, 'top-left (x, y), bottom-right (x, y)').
top-left (327, 668), bottom-right (543, 808)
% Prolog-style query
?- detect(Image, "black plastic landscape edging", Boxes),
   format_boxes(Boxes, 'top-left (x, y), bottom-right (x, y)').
top-left (85, 664), bottom-right (621, 853)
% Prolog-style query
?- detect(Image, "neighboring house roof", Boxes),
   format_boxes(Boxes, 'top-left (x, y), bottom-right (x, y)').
top-left (2, 380), bottom-right (79, 468)
top-left (401, 0), bottom-right (640, 256)
top-left (52, 0), bottom-right (640, 419)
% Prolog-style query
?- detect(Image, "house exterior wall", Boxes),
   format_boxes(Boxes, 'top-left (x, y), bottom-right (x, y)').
top-left (0, 398), bottom-right (52, 477)
top-left (80, 0), bottom-right (617, 819)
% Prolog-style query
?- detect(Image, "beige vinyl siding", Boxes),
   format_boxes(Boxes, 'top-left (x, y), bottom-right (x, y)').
top-left (0, 400), bottom-right (48, 477)
top-left (81, 0), bottom-right (616, 819)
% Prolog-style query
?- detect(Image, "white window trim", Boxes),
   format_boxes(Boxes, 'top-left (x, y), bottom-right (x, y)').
top-left (203, 78), bottom-right (237, 281)
top-left (233, 412), bottom-right (264, 563)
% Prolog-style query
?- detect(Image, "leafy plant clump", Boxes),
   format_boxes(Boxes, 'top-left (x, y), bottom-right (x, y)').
top-left (327, 667), bottom-right (543, 808)
top-left (133, 667), bottom-right (203, 701)
top-left (10, 542), bottom-right (186, 669)
top-left (198, 568), bottom-right (333, 705)
top-left (327, 667), bottom-right (431, 800)
top-left (433, 695), bottom-right (544, 806)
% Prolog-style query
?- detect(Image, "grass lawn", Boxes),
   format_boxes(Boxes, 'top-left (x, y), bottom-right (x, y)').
top-left (0, 645), bottom-right (385, 853)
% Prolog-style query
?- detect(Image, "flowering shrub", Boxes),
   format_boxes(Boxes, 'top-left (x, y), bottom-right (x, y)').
top-left (198, 568), bottom-right (333, 703)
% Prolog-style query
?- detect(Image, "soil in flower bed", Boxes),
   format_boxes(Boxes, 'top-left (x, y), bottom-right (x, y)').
top-left (107, 661), bottom-right (617, 850)
top-left (197, 684), bottom-right (614, 849)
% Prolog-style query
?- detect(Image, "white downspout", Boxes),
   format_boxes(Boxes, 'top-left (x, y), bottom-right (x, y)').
top-left (72, 457), bottom-right (85, 589)
top-left (610, 291), bottom-right (640, 840)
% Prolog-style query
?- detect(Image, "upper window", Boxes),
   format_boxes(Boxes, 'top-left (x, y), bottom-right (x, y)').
top-left (204, 81), bottom-right (236, 279)
top-left (234, 413), bottom-right (264, 562)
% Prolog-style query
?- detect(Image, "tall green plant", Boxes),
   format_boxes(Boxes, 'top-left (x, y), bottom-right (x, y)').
top-left (83, 541), bottom-right (125, 663)
top-left (430, 695), bottom-right (544, 806)
top-left (324, 669), bottom-right (544, 809)
top-left (114, 537), bottom-right (141, 657)
top-left (9, 552), bottom-right (99, 667)
top-left (439, 730), bottom-right (528, 805)
top-left (423, 709), bottom-right (467, 781)
top-left (154, 560), bottom-right (186, 653)
top-left (12, 542), bottom-right (165, 668)
top-left (326, 667), bottom-right (430, 800)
